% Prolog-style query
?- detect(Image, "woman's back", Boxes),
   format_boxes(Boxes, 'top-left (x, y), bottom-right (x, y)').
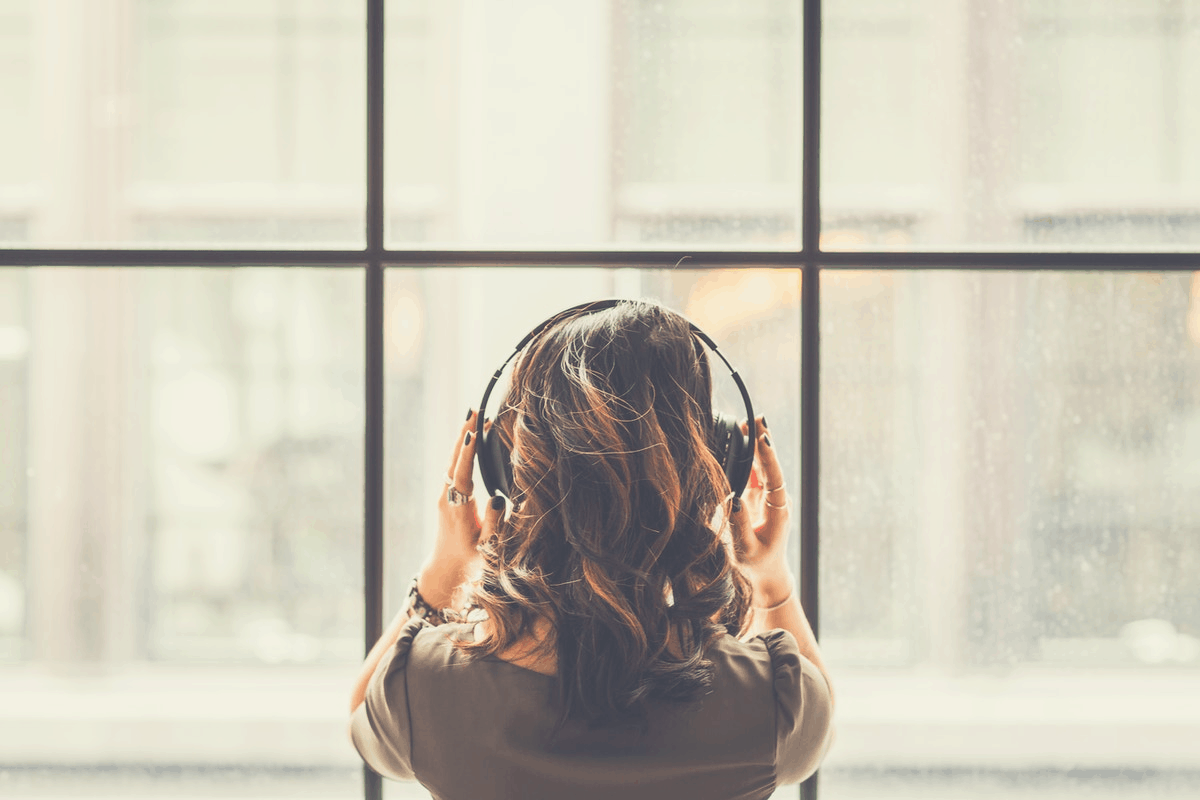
top-left (351, 616), bottom-right (833, 800)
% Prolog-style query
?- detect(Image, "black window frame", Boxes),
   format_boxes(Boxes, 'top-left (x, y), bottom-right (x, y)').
top-left (3, 1), bottom-right (1199, 798)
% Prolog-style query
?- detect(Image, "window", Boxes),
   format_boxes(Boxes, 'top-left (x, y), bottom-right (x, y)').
top-left (1, 2), bottom-right (1198, 800)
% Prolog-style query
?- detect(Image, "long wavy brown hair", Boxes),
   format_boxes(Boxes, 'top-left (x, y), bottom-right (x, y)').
top-left (456, 300), bottom-right (753, 730)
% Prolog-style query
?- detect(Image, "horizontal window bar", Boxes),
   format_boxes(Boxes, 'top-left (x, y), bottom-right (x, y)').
top-left (0, 250), bottom-right (369, 267)
top-left (0, 248), bottom-right (1197, 269)
top-left (816, 251), bottom-right (1200, 269)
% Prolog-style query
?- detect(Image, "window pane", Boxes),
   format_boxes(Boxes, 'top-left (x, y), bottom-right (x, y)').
top-left (0, 0), bottom-right (365, 247)
top-left (0, 1), bottom-right (34, 243)
top-left (821, 270), bottom-right (1200, 799)
top-left (0, 270), bottom-right (26, 657)
top-left (385, 1), bottom-right (801, 248)
top-left (0, 268), bottom-right (363, 797)
top-left (823, 1), bottom-right (1200, 250)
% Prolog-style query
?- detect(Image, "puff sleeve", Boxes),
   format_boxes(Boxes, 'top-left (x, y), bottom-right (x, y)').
top-left (761, 628), bottom-right (835, 786)
top-left (350, 615), bottom-right (429, 781)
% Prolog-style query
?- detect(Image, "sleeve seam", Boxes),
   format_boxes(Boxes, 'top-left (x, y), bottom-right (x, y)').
top-left (768, 633), bottom-right (783, 786)
top-left (403, 625), bottom-right (419, 777)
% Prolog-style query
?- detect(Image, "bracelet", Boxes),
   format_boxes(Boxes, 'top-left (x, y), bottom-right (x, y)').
top-left (751, 576), bottom-right (795, 612)
top-left (406, 575), bottom-right (485, 625)
top-left (406, 576), bottom-right (450, 626)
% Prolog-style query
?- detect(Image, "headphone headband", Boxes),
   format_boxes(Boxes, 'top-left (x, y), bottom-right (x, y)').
top-left (474, 299), bottom-right (757, 498)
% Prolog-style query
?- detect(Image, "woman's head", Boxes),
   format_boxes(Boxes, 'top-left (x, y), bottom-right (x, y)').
top-left (460, 299), bottom-right (752, 729)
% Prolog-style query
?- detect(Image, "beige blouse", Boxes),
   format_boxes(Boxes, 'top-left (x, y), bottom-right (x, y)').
top-left (351, 615), bottom-right (833, 800)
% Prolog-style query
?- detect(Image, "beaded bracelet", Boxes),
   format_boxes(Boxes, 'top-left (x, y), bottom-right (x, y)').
top-left (405, 575), bottom-right (484, 626)
top-left (405, 576), bottom-right (451, 626)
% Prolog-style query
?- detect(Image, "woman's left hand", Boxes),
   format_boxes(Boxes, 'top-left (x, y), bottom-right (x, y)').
top-left (418, 410), bottom-right (504, 609)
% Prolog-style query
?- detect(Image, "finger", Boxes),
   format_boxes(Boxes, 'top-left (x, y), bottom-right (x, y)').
top-left (446, 409), bottom-right (478, 478)
top-left (756, 416), bottom-right (776, 487)
top-left (452, 427), bottom-right (478, 497)
top-left (755, 418), bottom-right (784, 493)
top-left (480, 494), bottom-right (506, 547)
top-left (755, 427), bottom-right (790, 528)
top-left (747, 462), bottom-right (762, 490)
top-left (728, 496), bottom-right (757, 563)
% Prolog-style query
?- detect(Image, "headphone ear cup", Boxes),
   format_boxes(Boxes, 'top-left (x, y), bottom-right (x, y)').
top-left (478, 420), bottom-right (513, 498)
top-left (712, 412), bottom-right (753, 496)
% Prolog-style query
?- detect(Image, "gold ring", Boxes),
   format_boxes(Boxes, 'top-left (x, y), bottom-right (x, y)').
top-left (765, 498), bottom-right (789, 510)
top-left (765, 484), bottom-right (786, 493)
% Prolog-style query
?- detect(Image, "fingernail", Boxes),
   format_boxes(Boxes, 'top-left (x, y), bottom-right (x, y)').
top-left (464, 432), bottom-right (473, 446)
top-left (465, 408), bottom-right (473, 420)
top-left (761, 416), bottom-right (768, 430)
top-left (763, 435), bottom-right (771, 448)
top-left (490, 495), bottom-right (505, 511)
top-left (731, 498), bottom-right (742, 513)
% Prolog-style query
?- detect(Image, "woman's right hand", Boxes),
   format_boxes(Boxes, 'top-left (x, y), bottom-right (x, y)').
top-left (729, 416), bottom-right (795, 607)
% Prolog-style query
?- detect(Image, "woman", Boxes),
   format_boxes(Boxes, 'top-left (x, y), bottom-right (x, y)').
top-left (350, 300), bottom-right (834, 800)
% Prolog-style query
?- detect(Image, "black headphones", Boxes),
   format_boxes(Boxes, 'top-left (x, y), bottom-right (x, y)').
top-left (474, 299), bottom-right (758, 500)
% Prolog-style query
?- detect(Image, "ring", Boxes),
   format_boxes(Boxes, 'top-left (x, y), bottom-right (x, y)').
top-left (446, 485), bottom-right (473, 506)
top-left (765, 484), bottom-right (786, 493)
top-left (765, 498), bottom-right (789, 510)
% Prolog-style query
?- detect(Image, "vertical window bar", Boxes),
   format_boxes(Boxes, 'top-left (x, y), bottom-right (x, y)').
top-left (367, 0), bottom-right (385, 257)
top-left (801, 0), bottom-right (821, 260)
top-left (363, 263), bottom-right (384, 800)
top-left (799, 263), bottom-right (821, 800)
top-left (800, 0), bottom-right (822, 798)
top-left (364, 1), bottom-right (386, 799)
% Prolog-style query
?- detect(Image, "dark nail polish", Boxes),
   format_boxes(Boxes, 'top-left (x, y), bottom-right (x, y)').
top-left (761, 417), bottom-right (768, 430)
top-left (464, 432), bottom-right (473, 446)
top-left (490, 495), bottom-right (505, 511)
top-left (465, 408), bottom-right (473, 420)
top-left (763, 435), bottom-right (771, 448)
top-left (731, 498), bottom-right (742, 513)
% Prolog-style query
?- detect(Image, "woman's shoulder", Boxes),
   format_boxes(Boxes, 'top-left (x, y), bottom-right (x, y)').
top-left (714, 628), bottom-right (830, 703)
top-left (710, 629), bottom-right (830, 716)
top-left (716, 628), bottom-right (834, 784)
top-left (390, 614), bottom-right (432, 660)
top-left (406, 618), bottom-right (476, 655)
top-left (709, 627), bottom-right (799, 678)
top-left (406, 618), bottom-right (546, 674)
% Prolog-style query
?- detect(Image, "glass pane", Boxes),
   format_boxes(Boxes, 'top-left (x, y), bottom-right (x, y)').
top-left (0, 268), bottom-right (363, 797)
top-left (0, 271), bottom-right (26, 658)
top-left (385, 1), bottom-right (801, 248)
top-left (823, 1), bottom-right (1200, 250)
top-left (0, 1), bottom-right (365, 248)
top-left (381, 267), bottom-right (801, 800)
top-left (821, 270), bottom-right (1200, 799)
